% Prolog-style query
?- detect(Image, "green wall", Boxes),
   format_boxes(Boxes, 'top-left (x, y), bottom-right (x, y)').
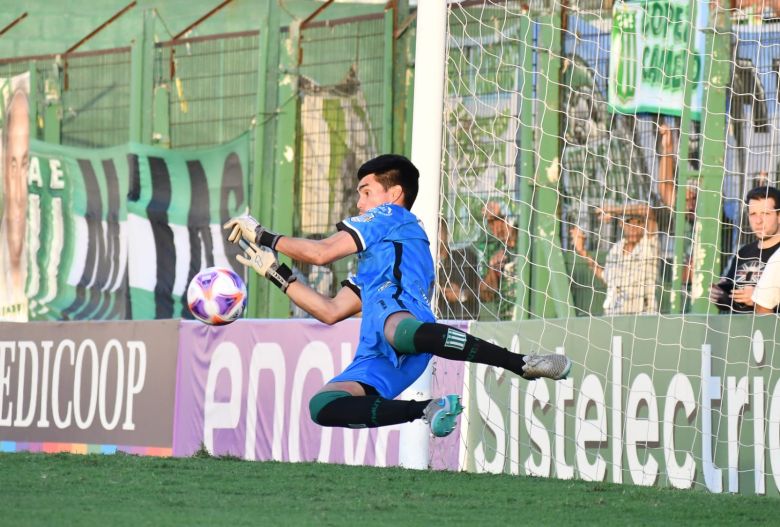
top-left (0, 0), bottom-right (383, 58)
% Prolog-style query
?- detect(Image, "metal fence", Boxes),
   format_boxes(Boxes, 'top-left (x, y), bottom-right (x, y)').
top-left (4, 6), bottom-right (779, 319)
top-left (0, 48), bottom-right (133, 148)
top-left (61, 48), bottom-right (132, 148)
top-left (156, 31), bottom-right (260, 149)
top-left (296, 13), bottom-right (387, 236)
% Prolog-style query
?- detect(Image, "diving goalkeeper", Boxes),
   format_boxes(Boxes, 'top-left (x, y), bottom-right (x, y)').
top-left (223, 154), bottom-right (571, 438)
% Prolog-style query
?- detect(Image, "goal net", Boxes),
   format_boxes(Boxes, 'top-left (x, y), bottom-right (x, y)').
top-left (431, 0), bottom-right (780, 495)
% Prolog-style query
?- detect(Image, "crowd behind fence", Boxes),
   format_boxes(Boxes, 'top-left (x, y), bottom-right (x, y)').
top-left (2, 7), bottom-right (780, 320)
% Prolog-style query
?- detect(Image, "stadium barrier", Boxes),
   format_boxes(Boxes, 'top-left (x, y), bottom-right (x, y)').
top-left (3, 315), bottom-right (780, 495)
top-left (0, 320), bottom-right (179, 455)
top-left (455, 314), bottom-right (780, 497)
top-left (0, 319), bottom-right (461, 470)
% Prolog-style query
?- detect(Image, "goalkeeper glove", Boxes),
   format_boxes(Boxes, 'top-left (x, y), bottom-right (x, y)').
top-left (236, 240), bottom-right (297, 293)
top-left (223, 214), bottom-right (283, 249)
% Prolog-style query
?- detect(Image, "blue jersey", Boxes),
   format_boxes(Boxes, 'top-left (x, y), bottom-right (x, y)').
top-left (330, 203), bottom-right (436, 399)
top-left (337, 204), bottom-right (435, 310)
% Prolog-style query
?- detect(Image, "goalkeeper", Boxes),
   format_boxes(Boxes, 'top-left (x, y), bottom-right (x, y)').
top-left (224, 154), bottom-right (571, 438)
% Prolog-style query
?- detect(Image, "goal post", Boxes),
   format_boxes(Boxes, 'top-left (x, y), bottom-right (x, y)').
top-left (398, 1), bottom-right (448, 470)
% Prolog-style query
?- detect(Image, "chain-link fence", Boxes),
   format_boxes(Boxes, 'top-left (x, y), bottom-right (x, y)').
top-left (61, 48), bottom-right (132, 147)
top-left (290, 12), bottom-right (393, 311)
top-left (156, 31), bottom-right (260, 149)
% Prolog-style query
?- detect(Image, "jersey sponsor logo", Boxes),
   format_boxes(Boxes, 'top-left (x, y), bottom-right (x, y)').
top-left (372, 205), bottom-right (394, 216)
top-left (350, 212), bottom-right (375, 223)
top-left (377, 280), bottom-right (393, 293)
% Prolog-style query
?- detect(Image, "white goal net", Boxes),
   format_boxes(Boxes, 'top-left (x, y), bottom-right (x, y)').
top-left (430, 0), bottom-right (780, 496)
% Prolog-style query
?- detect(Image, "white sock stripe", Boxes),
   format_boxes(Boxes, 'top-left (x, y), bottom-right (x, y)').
top-left (444, 329), bottom-right (467, 350)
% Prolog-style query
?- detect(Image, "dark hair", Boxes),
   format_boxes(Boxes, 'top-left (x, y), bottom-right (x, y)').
top-left (745, 185), bottom-right (780, 210)
top-left (357, 154), bottom-right (419, 209)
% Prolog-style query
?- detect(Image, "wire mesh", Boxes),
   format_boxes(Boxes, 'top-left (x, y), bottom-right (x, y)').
top-left (296, 14), bottom-right (386, 235)
top-left (156, 31), bottom-right (260, 149)
top-left (290, 13), bottom-right (389, 314)
top-left (61, 48), bottom-right (132, 148)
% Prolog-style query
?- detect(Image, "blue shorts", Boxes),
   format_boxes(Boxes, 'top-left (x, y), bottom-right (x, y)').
top-left (330, 291), bottom-right (434, 399)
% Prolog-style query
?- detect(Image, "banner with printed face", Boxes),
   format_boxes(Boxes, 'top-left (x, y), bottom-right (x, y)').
top-left (0, 72), bottom-right (31, 322)
top-left (23, 134), bottom-right (249, 321)
top-left (0, 320), bottom-right (179, 454)
top-left (173, 319), bottom-right (409, 466)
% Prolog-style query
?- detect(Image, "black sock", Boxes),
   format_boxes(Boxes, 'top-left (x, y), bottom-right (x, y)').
top-left (412, 322), bottom-right (526, 376)
top-left (316, 395), bottom-right (430, 428)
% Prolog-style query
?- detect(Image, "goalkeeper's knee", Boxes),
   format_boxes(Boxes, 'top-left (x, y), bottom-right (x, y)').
top-left (393, 318), bottom-right (462, 355)
top-left (392, 318), bottom-right (487, 364)
top-left (309, 390), bottom-right (352, 424)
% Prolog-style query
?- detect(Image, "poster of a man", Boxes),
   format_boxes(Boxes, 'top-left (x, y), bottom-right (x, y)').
top-left (0, 73), bottom-right (30, 321)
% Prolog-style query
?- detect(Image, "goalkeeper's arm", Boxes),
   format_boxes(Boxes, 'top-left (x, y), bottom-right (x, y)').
top-left (224, 215), bottom-right (357, 265)
top-left (273, 231), bottom-right (356, 266)
top-left (236, 240), bottom-right (360, 324)
top-left (286, 283), bottom-right (362, 325)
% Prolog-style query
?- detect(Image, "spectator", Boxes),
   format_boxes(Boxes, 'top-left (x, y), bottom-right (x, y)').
top-left (477, 200), bottom-right (519, 320)
top-left (752, 247), bottom-right (780, 313)
top-left (711, 186), bottom-right (780, 312)
top-left (436, 219), bottom-right (480, 320)
top-left (570, 207), bottom-right (659, 315)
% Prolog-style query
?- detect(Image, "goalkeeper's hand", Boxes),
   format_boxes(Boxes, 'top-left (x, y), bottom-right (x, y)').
top-left (236, 240), bottom-right (297, 293)
top-left (223, 214), bottom-right (283, 249)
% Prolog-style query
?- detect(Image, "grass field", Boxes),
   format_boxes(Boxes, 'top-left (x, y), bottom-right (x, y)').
top-left (1, 451), bottom-right (776, 526)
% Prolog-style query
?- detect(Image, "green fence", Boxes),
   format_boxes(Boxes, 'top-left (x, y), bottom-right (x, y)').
top-left (156, 31), bottom-right (260, 149)
top-left (2, 3), bottom-right (779, 321)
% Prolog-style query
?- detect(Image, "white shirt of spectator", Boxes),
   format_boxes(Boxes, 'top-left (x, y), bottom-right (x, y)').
top-left (752, 247), bottom-right (780, 310)
top-left (603, 234), bottom-right (659, 315)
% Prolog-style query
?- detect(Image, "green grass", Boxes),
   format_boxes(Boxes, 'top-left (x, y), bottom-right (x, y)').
top-left (0, 451), bottom-right (776, 526)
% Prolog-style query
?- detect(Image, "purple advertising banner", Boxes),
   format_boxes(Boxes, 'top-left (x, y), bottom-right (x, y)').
top-left (174, 318), bottom-right (410, 466)
top-left (427, 321), bottom-right (468, 471)
top-left (429, 356), bottom-right (465, 471)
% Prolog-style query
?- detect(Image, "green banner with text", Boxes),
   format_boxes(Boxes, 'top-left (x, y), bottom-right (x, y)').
top-left (608, 0), bottom-right (706, 117)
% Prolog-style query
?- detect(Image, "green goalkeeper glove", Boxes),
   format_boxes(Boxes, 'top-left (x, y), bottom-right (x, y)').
top-left (236, 239), bottom-right (297, 293)
top-left (223, 214), bottom-right (283, 249)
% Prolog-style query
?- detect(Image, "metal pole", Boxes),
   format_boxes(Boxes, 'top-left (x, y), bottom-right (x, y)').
top-left (171, 0), bottom-right (234, 40)
top-left (400, 0), bottom-right (447, 472)
top-left (0, 12), bottom-right (28, 39)
top-left (410, 2), bottom-right (446, 250)
top-left (65, 2), bottom-right (137, 54)
top-left (382, 7), bottom-right (394, 153)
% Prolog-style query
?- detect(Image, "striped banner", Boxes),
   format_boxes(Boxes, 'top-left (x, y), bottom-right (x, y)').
top-left (23, 134), bottom-right (249, 321)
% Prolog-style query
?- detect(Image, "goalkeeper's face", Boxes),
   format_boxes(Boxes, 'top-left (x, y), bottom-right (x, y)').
top-left (356, 174), bottom-right (402, 214)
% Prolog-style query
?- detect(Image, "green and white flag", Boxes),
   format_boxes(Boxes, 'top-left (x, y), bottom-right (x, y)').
top-left (608, 0), bottom-right (707, 117)
top-left (25, 134), bottom-right (250, 321)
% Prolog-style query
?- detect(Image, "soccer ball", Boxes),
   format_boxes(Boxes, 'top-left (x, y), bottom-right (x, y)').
top-left (187, 267), bottom-right (247, 325)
